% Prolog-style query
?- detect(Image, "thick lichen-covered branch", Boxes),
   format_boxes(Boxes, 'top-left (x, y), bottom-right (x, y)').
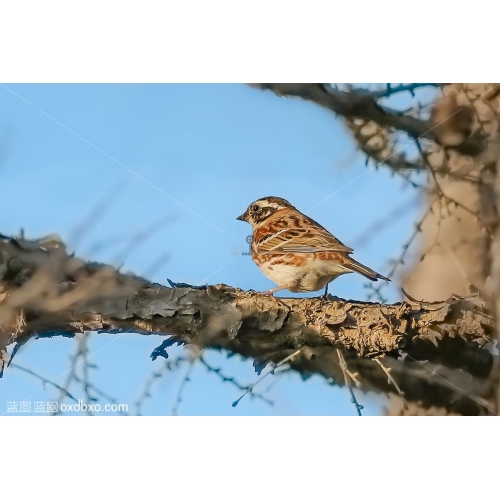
top-left (0, 233), bottom-right (495, 414)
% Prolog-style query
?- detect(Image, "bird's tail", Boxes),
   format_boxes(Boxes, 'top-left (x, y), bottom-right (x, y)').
top-left (341, 257), bottom-right (391, 282)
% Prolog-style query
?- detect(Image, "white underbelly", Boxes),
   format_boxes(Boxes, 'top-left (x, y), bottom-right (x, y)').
top-left (260, 257), bottom-right (351, 292)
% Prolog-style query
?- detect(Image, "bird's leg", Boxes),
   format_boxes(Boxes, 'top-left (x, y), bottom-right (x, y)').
top-left (263, 284), bottom-right (290, 296)
top-left (258, 283), bottom-right (295, 311)
top-left (262, 279), bottom-right (298, 296)
top-left (320, 283), bottom-right (331, 306)
top-left (260, 283), bottom-right (294, 311)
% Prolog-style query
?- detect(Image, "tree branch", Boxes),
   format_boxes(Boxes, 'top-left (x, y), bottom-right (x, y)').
top-left (367, 83), bottom-right (442, 99)
top-left (0, 232), bottom-right (495, 414)
top-left (251, 83), bottom-right (486, 156)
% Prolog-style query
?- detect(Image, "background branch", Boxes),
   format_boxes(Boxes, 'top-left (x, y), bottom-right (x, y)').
top-left (252, 83), bottom-right (486, 156)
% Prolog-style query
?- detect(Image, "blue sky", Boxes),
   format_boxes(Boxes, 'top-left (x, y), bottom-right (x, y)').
top-left (0, 84), bottom-right (425, 415)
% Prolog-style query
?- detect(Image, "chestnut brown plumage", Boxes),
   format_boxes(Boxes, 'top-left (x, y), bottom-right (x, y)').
top-left (237, 196), bottom-right (390, 294)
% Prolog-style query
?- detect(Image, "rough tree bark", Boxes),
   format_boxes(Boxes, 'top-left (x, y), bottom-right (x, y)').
top-left (0, 233), bottom-right (495, 415)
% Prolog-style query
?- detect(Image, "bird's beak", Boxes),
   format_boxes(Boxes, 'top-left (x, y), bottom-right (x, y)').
top-left (236, 212), bottom-right (247, 222)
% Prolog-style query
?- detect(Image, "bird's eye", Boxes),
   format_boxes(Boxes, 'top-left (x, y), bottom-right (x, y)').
top-left (252, 205), bottom-right (259, 213)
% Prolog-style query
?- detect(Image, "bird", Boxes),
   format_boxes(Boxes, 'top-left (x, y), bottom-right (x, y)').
top-left (236, 196), bottom-right (390, 296)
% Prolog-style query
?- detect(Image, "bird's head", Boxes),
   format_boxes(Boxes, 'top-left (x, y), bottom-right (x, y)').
top-left (237, 196), bottom-right (294, 227)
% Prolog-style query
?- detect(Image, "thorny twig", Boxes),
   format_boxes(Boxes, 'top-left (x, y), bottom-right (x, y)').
top-left (231, 349), bottom-right (301, 408)
top-left (367, 202), bottom-right (435, 301)
top-left (351, 195), bottom-right (420, 249)
top-left (135, 356), bottom-right (187, 415)
top-left (53, 340), bottom-right (86, 415)
top-left (72, 372), bottom-right (129, 415)
top-left (416, 138), bottom-right (484, 228)
top-left (365, 156), bottom-right (480, 302)
top-left (368, 83), bottom-right (442, 100)
top-left (172, 355), bottom-right (197, 416)
top-left (10, 363), bottom-right (79, 404)
top-left (373, 358), bottom-right (407, 410)
top-left (336, 350), bottom-right (363, 416)
top-left (199, 355), bottom-right (274, 407)
top-left (80, 333), bottom-right (97, 412)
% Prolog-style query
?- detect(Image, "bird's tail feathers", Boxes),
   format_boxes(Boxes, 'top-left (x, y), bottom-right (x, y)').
top-left (342, 258), bottom-right (391, 282)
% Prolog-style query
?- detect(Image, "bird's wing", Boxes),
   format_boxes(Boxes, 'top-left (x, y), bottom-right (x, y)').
top-left (254, 220), bottom-right (353, 255)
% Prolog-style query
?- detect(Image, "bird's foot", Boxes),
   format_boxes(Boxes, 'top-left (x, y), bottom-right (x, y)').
top-left (256, 287), bottom-right (291, 311)
top-left (320, 285), bottom-right (332, 306)
top-left (262, 284), bottom-right (289, 295)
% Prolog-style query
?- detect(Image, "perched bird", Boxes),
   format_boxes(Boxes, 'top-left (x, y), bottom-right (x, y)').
top-left (237, 196), bottom-right (390, 295)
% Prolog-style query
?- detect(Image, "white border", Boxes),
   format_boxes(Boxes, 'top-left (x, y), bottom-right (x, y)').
top-left (3, 417), bottom-right (499, 497)
top-left (0, 1), bottom-right (498, 82)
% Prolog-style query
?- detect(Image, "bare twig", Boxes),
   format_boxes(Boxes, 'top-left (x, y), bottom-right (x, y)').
top-left (374, 358), bottom-right (407, 410)
top-left (80, 333), bottom-right (97, 414)
top-left (72, 372), bottom-right (129, 415)
top-left (367, 202), bottom-right (435, 301)
top-left (10, 363), bottom-right (79, 404)
top-left (367, 83), bottom-right (442, 100)
top-left (135, 356), bottom-right (187, 415)
top-left (232, 350), bottom-right (301, 408)
top-left (336, 350), bottom-right (363, 416)
top-left (351, 195), bottom-right (420, 249)
top-left (172, 355), bottom-right (197, 416)
top-left (199, 355), bottom-right (274, 407)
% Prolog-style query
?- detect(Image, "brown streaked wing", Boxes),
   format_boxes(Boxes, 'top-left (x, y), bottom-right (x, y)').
top-left (254, 214), bottom-right (353, 255)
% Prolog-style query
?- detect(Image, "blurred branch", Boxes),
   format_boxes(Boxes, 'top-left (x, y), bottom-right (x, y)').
top-left (367, 83), bottom-right (442, 99)
top-left (337, 349), bottom-right (363, 416)
top-left (251, 84), bottom-right (486, 156)
top-left (135, 356), bottom-right (187, 415)
top-left (172, 355), bottom-right (196, 416)
top-left (199, 355), bottom-right (274, 407)
top-left (0, 232), bottom-right (495, 415)
top-left (10, 363), bottom-right (79, 403)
